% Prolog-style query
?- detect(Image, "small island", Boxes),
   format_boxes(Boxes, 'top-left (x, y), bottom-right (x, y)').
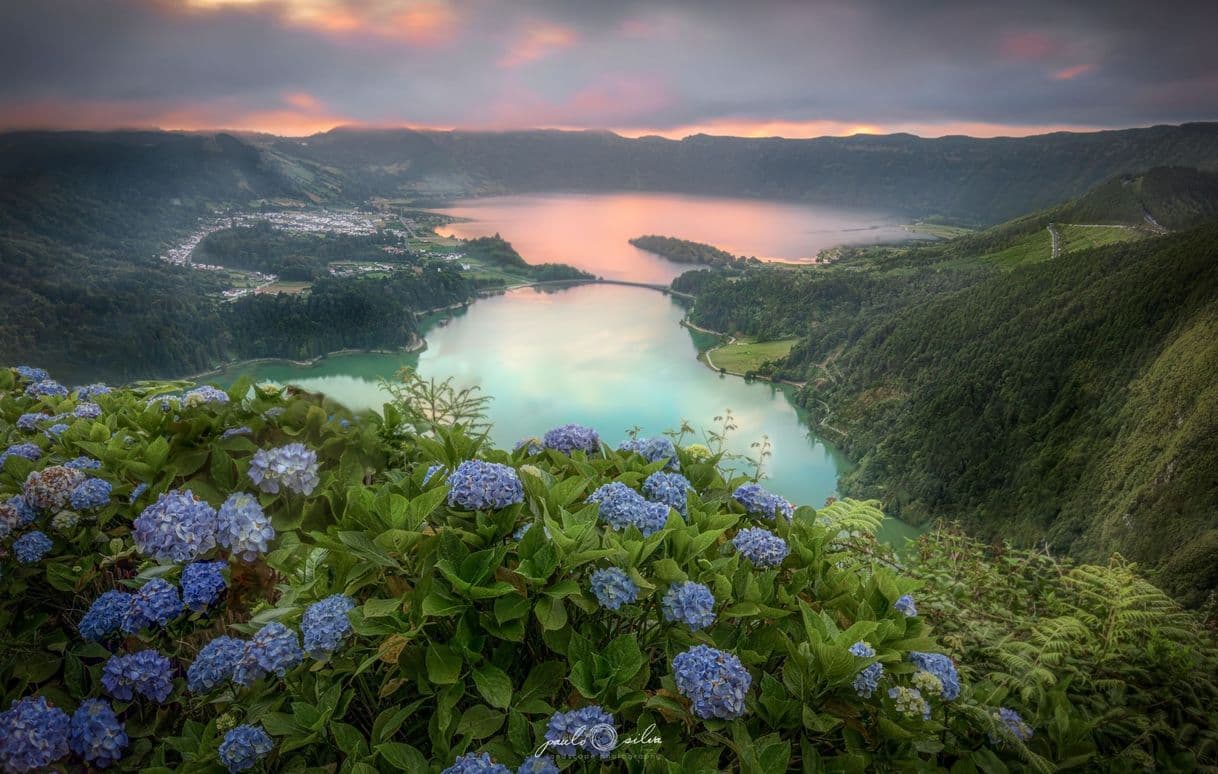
top-left (629, 234), bottom-right (744, 265)
top-left (463, 234), bottom-right (595, 282)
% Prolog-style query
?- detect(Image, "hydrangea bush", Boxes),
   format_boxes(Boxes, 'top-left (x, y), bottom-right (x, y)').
top-left (0, 365), bottom-right (1213, 771)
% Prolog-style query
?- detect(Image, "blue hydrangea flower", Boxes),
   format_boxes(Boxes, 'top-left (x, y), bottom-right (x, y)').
top-left (218, 725), bottom-right (273, 773)
top-left (102, 650), bottom-right (174, 702)
top-left (70, 478), bottom-right (112, 510)
top-left (65, 456), bottom-right (101, 470)
top-left (517, 755), bottom-right (559, 774)
top-left (587, 482), bottom-right (670, 536)
top-left (589, 567), bottom-right (639, 610)
top-left (232, 622), bottom-right (303, 686)
top-left (248, 443), bottom-right (320, 496)
top-left (994, 707), bottom-right (1034, 742)
top-left (908, 652), bottom-right (960, 700)
top-left (849, 641), bottom-right (876, 658)
top-left (74, 402), bottom-right (102, 420)
top-left (441, 752), bottom-right (511, 774)
top-left (888, 686), bottom-right (931, 720)
top-left (14, 366), bottom-right (49, 382)
top-left (187, 636), bottom-right (246, 693)
top-left (121, 578), bottom-right (183, 633)
top-left (181, 561), bottom-right (227, 611)
top-left (128, 483), bottom-right (148, 504)
top-left (220, 426), bottom-right (252, 440)
top-left (446, 460), bottom-right (524, 511)
top-left (76, 383), bottom-right (112, 400)
top-left (13, 531), bottom-right (53, 563)
top-left (544, 705), bottom-right (616, 758)
top-left (854, 662), bottom-right (885, 698)
top-left (0, 442), bottom-right (42, 467)
top-left (133, 489), bottom-right (218, 562)
top-left (183, 386), bottom-right (230, 408)
top-left (25, 379), bottom-right (69, 398)
top-left (542, 423), bottom-right (600, 455)
top-left (422, 464), bottom-right (444, 485)
top-left (641, 471), bottom-right (691, 516)
top-left (216, 492), bottom-right (274, 562)
top-left (80, 590), bottom-right (132, 641)
top-left (661, 581), bottom-right (716, 630)
top-left (9, 495), bottom-right (36, 525)
top-left (732, 527), bottom-right (790, 568)
top-left (672, 644), bottom-right (752, 720)
top-left (618, 436), bottom-right (679, 470)
top-left (301, 595), bottom-right (356, 659)
top-left (44, 423), bottom-right (70, 439)
top-left (732, 483), bottom-right (794, 521)
top-left (69, 698), bottom-right (128, 769)
top-left (15, 413), bottom-right (45, 432)
top-left (894, 594), bottom-right (918, 617)
top-left (514, 437), bottom-right (544, 455)
top-left (0, 695), bottom-right (70, 773)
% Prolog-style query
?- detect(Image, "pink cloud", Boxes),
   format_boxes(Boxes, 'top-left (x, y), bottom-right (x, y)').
top-left (498, 23), bottom-right (579, 68)
top-left (1053, 63), bottom-right (1097, 81)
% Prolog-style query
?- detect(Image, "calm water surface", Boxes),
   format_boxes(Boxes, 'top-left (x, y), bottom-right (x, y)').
top-left (434, 192), bottom-right (923, 283)
top-left (221, 283), bottom-right (920, 545)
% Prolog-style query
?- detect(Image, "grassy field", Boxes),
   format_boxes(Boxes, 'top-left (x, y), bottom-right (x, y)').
top-left (707, 337), bottom-right (798, 373)
top-left (954, 229), bottom-right (1053, 269)
top-left (258, 281), bottom-right (311, 295)
top-left (1058, 224), bottom-right (1146, 254)
top-left (907, 222), bottom-right (975, 239)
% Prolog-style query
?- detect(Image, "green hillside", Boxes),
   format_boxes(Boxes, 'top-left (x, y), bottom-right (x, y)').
top-left (680, 175), bottom-right (1218, 605)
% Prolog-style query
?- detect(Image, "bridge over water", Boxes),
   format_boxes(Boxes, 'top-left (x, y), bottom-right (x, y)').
top-left (480, 278), bottom-right (694, 300)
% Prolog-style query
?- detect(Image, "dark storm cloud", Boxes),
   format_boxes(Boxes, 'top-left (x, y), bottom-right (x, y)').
top-left (0, 0), bottom-right (1215, 135)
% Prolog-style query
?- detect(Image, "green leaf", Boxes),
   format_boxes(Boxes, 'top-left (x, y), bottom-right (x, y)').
top-left (456, 705), bottom-right (505, 739)
top-left (376, 743), bottom-right (427, 772)
top-left (426, 644), bottom-right (463, 684)
top-left (472, 663), bottom-right (513, 709)
top-left (363, 597), bottom-right (403, 618)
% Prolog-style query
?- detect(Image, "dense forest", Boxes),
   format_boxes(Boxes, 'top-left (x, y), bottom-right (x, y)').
top-left (680, 170), bottom-right (1218, 607)
top-left (629, 234), bottom-right (743, 265)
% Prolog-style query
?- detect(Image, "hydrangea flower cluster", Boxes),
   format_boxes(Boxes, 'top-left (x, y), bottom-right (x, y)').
top-left (732, 483), bottom-right (794, 521)
top-left (441, 752), bottom-right (511, 774)
top-left (14, 365), bottom-right (49, 382)
top-left (76, 383), bottom-right (111, 400)
top-left (216, 492), bottom-right (274, 562)
top-left (888, 686), bottom-right (931, 720)
top-left (854, 663), bottom-right (885, 698)
top-left (13, 531), bottom-right (53, 563)
top-left (50, 510), bottom-right (80, 533)
top-left (661, 581), bottom-right (717, 630)
top-left (248, 443), bottom-right (320, 496)
top-left (894, 594), bottom-right (918, 617)
top-left (684, 443), bottom-right (712, 462)
top-left (70, 477), bottom-right (111, 510)
top-left (587, 482), bottom-right (669, 536)
top-left (514, 437), bottom-right (543, 455)
top-left (618, 436), bottom-right (680, 469)
top-left (0, 442), bottom-right (41, 467)
top-left (732, 527), bottom-right (790, 567)
top-left (301, 595), bottom-right (356, 659)
top-left (672, 644), bottom-right (752, 719)
top-left (517, 755), bottom-right (560, 774)
top-left (218, 724), bottom-right (273, 773)
top-left (25, 379), bottom-right (68, 398)
top-left (73, 402), bottom-right (102, 419)
top-left (0, 695), bottom-right (70, 772)
top-left (542, 423), bottom-right (600, 455)
top-left (641, 471), bottom-right (691, 516)
top-left (181, 561), bottom-right (227, 611)
top-left (187, 636), bottom-right (247, 693)
top-left (908, 652), bottom-right (960, 700)
top-left (8, 495), bottom-right (36, 525)
top-left (80, 591), bottom-right (132, 641)
top-left (15, 413), bottom-right (45, 432)
top-left (133, 489), bottom-right (217, 562)
top-left (994, 707), bottom-right (1034, 742)
top-left (544, 705), bottom-right (616, 758)
top-left (45, 422), bottom-right (70, 439)
top-left (445, 460), bottom-right (524, 511)
top-left (183, 385), bottom-right (230, 408)
top-left (65, 456), bottom-right (101, 470)
top-left (232, 622), bottom-right (303, 686)
top-left (102, 650), bottom-right (174, 702)
top-left (69, 699), bottom-right (128, 768)
top-left (121, 578), bottom-right (183, 633)
top-left (589, 567), bottom-right (639, 610)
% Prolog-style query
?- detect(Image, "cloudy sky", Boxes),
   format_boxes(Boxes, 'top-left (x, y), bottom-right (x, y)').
top-left (2, 0), bottom-right (1216, 138)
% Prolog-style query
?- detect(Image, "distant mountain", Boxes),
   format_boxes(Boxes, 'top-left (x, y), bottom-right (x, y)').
top-left (266, 123), bottom-right (1218, 224)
